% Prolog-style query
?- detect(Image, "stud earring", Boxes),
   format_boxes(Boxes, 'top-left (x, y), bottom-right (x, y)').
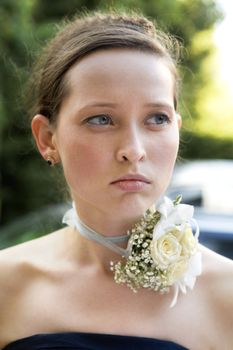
top-left (46, 156), bottom-right (55, 167)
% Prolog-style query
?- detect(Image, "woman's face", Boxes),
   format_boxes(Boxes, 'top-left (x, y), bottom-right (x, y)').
top-left (52, 49), bottom-right (181, 220)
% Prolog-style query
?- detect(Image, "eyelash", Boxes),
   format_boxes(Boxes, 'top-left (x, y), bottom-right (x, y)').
top-left (146, 113), bottom-right (171, 125)
top-left (84, 113), bottom-right (171, 126)
top-left (85, 114), bottom-right (112, 126)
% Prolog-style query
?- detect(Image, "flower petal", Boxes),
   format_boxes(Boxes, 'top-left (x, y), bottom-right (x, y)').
top-left (189, 251), bottom-right (202, 276)
top-left (169, 204), bottom-right (194, 225)
top-left (157, 196), bottom-right (174, 218)
top-left (182, 252), bottom-right (202, 289)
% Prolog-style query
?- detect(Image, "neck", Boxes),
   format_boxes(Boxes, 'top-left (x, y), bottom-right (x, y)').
top-left (64, 201), bottom-right (144, 270)
top-left (74, 201), bottom-right (143, 238)
top-left (74, 211), bottom-right (129, 256)
top-left (74, 230), bottom-right (129, 272)
top-left (66, 200), bottom-right (156, 270)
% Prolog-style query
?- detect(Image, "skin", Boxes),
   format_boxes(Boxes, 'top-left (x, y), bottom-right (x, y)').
top-left (0, 49), bottom-right (232, 349)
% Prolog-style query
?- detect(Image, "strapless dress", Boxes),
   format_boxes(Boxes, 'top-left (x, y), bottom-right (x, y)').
top-left (2, 332), bottom-right (188, 349)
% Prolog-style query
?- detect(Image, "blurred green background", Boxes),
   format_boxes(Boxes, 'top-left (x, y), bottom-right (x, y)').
top-left (1, 0), bottom-right (233, 240)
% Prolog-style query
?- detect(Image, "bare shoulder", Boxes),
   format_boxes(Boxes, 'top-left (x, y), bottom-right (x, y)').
top-left (0, 229), bottom-right (67, 319)
top-left (199, 245), bottom-right (233, 345)
top-left (200, 244), bottom-right (233, 292)
top-left (0, 231), bottom-right (57, 344)
top-left (0, 227), bottom-right (69, 276)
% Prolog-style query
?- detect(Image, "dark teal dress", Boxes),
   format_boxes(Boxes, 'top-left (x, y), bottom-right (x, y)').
top-left (2, 332), bottom-right (188, 349)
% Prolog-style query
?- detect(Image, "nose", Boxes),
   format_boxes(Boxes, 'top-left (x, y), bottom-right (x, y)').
top-left (116, 128), bottom-right (146, 163)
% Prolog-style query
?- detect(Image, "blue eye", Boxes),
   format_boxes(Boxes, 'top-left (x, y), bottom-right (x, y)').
top-left (147, 113), bottom-right (170, 125)
top-left (86, 115), bottom-right (112, 125)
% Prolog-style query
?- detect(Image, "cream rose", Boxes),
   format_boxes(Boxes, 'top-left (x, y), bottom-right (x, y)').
top-left (180, 224), bottom-right (197, 256)
top-left (167, 258), bottom-right (189, 285)
top-left (150, 231), bottom-right (182, 270)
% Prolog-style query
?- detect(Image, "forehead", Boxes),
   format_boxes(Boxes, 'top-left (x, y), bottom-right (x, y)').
top-left (63, 48), bottom-right (174, 105)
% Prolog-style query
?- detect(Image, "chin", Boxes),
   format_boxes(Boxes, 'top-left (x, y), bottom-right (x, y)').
top-left (113, 196), bottom-right (156, 219)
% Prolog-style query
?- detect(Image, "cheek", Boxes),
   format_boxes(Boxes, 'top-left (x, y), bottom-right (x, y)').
top-left (150, 128), bottom-right (179, 196)
top-left (151, 128), bottom-right (179, 165)
top-left (164, 132), bottom-right (179, 163)
top-left (60, 138), bottom-right (109, 188)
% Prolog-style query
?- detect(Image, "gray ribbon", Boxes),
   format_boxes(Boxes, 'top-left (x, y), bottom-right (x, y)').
top-left (63, 206), bottom-right (129, 258)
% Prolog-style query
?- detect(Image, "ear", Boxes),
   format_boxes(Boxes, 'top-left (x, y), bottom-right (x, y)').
top-left (31, 114), bottom-right (60, 162)
top-left (176, 113), bottom-right (182, 129)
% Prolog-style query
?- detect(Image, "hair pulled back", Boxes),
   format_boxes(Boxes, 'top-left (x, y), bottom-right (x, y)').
top-left (29, 11), bottom-right (180, 124)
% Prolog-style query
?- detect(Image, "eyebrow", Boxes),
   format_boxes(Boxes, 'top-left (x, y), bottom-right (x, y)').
top-left (144, 102), bottom-right (174, 111)
top-left (79, 101), bottom-right (174, 110)
top-left (80, 102), bottom-right (118, 108)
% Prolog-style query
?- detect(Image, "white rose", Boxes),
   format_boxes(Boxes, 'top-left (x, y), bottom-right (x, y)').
top-left (150, 231), bottom-right (182, 270)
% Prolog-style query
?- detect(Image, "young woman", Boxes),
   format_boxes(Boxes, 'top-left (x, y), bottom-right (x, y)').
top-left (0, 12), bottom-right (232, 350)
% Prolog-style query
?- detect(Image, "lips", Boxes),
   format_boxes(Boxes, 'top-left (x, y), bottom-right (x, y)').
top-left (110, 174), bottom-right (151, 192)
top-left (111, 174), bottom-right (151, 184)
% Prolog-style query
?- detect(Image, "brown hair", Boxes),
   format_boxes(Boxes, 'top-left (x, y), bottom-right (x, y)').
top-left (28, 11), bottom-right (181, 124)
